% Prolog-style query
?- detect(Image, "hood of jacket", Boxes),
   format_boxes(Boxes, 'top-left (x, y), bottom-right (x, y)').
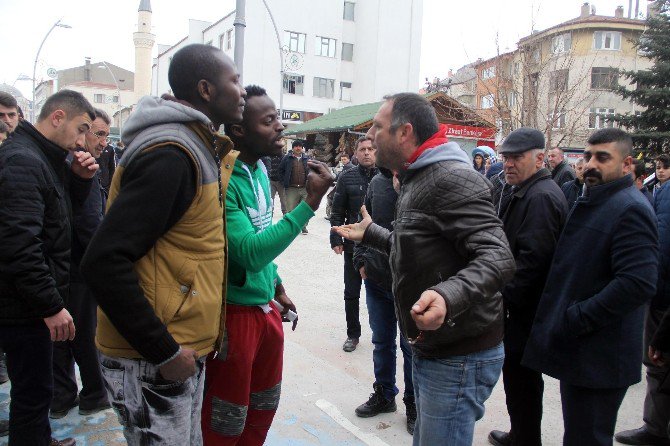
top-left (121, 96), bottom-right (212, 147)
top-left (408, 141), bottom-right (471, 171)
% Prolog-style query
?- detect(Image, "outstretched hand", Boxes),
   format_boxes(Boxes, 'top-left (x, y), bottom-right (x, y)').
top-left (331, 205), bottom-right (372, 243)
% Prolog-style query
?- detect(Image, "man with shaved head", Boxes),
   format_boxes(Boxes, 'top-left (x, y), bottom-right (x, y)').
top-left (523, 128), bottom-right (659, 445)
top-left (81, 43), bottom-right (246, 445)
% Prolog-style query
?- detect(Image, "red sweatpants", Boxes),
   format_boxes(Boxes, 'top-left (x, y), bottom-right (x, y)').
top-left (202, 304), bottom-right (284, 446)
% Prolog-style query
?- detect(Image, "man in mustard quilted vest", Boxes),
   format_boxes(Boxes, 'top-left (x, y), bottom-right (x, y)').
top-left (80, 44), bottom-right (246, 445)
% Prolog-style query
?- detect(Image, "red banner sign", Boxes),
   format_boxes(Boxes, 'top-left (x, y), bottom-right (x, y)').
top-left (444, 124), bottom-right (496, 140)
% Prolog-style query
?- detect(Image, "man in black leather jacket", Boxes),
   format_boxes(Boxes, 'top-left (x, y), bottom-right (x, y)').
top-left (330, 137), bottom-right (378, 352)
top-left (333, 93), bottom-right (515, 445)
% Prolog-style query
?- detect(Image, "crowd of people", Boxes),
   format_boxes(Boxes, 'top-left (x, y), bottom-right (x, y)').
top-left (0, 42), bottom-right (670, 446)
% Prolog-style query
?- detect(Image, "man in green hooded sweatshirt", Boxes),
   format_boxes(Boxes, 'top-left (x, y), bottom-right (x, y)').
top-left (201, 85), bottom-right (333, 445)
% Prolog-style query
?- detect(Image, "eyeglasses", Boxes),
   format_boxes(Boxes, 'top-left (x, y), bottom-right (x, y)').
top-left (89, 130), bottom-right (109, 142)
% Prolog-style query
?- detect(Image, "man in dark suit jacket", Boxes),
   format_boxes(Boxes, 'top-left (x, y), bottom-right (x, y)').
top-left (523, 128), bottom-right (659, 446)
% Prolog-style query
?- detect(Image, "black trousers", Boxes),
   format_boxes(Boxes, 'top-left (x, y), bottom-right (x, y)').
top-left (0, 324), bottom-right (53, 446)
top-left (560, 382), bottom-right (627, 446)
top-left (503, 348), bottom-right (544, 445)
top-left (343, 251), bottom-right (362, 339)
top-left (52, 281), bottom-right (108, 410)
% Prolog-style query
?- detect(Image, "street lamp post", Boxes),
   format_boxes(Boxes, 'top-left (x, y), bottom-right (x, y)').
top-left (233, 0), bottom-right (246, 83)
top-left (32, 19), bottom-right (71, 122)
top-left (99, 62), bottom-right (121, 107)
top-left (261, 0), bottom-right (285, 126)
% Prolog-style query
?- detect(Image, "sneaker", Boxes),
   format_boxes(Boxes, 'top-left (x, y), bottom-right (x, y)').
top-left (355, 384), bottom-right (397, 418)
top-left (488, 430), bottom-right (512, 446)
top-left (342, 337), bottom-right (359, 352)
top-left (301, 227), bottom-right (308, 234)
top-left (79, 401), bottom-right (111, 416)
top-left (615, 427), bottom-right (670, 445)
top-left (403, 395), bottom-right (416, 435)
top-left (0, 419), bottom-right (7, 437)
top-left (50, 438), bottom-right (76, 446)
top-left (50, 397), bottom-right (79, 419)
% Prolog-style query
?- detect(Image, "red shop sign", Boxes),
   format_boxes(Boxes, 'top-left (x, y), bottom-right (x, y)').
top-left (443, 124), bottom-right (496, 140)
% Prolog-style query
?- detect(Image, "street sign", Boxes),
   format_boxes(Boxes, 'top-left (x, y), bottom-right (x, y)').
top-left (47, 68), bottom-right (57, 79)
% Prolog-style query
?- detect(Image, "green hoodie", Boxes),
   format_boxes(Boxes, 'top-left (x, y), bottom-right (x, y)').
top-left (226, 158), bottom-right (314, 305)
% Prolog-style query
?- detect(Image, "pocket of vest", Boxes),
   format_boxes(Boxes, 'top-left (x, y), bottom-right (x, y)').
top-left (162, 258), bottom-right (200, 323)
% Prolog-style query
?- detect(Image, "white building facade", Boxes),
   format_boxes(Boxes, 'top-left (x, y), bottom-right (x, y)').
top-left (152, 0), bottom-right (423, 126)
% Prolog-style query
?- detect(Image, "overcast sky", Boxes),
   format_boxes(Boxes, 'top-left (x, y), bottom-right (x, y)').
top-left (1, 0), bottom-right (647, 99)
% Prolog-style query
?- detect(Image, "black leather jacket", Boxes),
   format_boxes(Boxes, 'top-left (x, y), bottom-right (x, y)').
top-left (363, 160), bottom-right (516, 358)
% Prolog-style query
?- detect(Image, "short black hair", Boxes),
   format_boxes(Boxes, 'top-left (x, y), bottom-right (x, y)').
top-left (292, 140), bottom-right (304, 148)
top-left (657, 154), bottom-right (670, 169)
top-left (587, 128), bottom-right (633, 157)
top-left (93, 108), bottom-right (111, 125)
top-left (0, 91), bottom-right (18, 109)
top-left (354, 136), bottom-right (367, 151)
top-left (38, 90), bottom-right (95, 122)
top-left (168, 44), bottom-right (229, 102)
top-left (383, 93), bottom-right (438, 145)
top-left (632, 159), bottom-right (647, 179)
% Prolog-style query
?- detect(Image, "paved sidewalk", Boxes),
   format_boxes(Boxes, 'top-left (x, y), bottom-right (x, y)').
top-left (0, 198), bottom-right (648, 445)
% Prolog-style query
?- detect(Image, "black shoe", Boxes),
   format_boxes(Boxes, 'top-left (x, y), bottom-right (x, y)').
top-left (403, 395), bottom-right (416, 435)
top-left (301, 227), bottom-right (308, 234)
top-left (0, 419), bottom-right (7, 437)
top-left (50, 438), bottom-right (76, 446)
top-left (79, 401), bottom-right (111, 416)
top-left (342, 337), bottom-right (359, 352)
top-left (355, 384), bottom-right (397, 418)
top-left (50, 397), bottom-right (79, 419)
top-left (615, 427), bottom-right (670, 445)
top-left (488, 430), bottom-right (512, 446)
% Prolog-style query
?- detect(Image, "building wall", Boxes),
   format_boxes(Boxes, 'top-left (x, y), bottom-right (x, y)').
top-left (152, 0), bottom-right (423, 125)
top-left (65, 84), bottom-right (136, 122)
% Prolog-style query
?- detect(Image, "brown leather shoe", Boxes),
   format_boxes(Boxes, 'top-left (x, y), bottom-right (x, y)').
top-left (50, 437), bottom-right (76, 446)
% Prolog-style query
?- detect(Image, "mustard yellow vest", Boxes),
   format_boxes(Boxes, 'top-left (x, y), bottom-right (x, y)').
top-left (96, 121), bottom-right (237, 359)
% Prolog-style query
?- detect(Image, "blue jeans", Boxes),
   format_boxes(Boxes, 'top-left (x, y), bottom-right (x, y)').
top-left (99, 353), bottom-right (206, 446)
top-left (412, 343), bottom-right (504, 446)
top-left (364, 279), bottom-right (413, 400)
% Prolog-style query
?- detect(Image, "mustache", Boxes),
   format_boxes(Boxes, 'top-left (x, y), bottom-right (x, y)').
top-left (583, 168), bottom-right (602, 180)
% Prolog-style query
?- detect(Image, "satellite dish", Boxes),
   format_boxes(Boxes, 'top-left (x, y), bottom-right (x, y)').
top-left (285, 53), bottom-right (303, 71)
top-left (47, 68), bottom-right (58, 79)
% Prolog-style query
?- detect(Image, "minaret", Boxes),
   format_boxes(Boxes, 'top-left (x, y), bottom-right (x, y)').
top-left (134, 0), bottom-right (155, 102)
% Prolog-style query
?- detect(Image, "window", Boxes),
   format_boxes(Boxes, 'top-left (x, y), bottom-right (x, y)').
top-left (508, 91), bottom-right (517, 107)
top-left (481, 94), bottom-right (494, 109)
top-left (594, 31), bottom-right (622, 50)
top-left (284, 31), bottom-right (306, 53)
top-left (591, 67), bottom-right (618, 89)
top-left (589, 107), bottom-right (615, 129)
top-left (340, 82), bottom-right (352, 101)
top-left (315, 36), bottom-right (337, 58)
top-left (343, 1), bottom-right (355, 20)
top-left (549, 69), bottom-right (569, 93)
top-left (481, 66), bottom-right (495, 80)
top-left (283, 74), bottom-right (304, 95)
top-left (549, 110), bottom-right (566, 129)
top-left (224, 29), bottom-right (233, 50)
top-left (94, 94), bottom-right (105, 103)
top-left (551, 33), bottom-right (572, 54)
top-left (313, 77), bottom-right (335, 98)
top-left (342, 43), bottom-right (354, 61)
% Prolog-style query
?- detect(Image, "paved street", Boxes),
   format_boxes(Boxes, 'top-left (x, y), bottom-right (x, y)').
top-left (0, 197), bottom-right (647, 445)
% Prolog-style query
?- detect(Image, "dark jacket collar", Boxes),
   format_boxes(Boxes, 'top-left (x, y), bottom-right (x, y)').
top-left (513, 168), bottom-right (551, 198)
top-left (552, 160), bottom-right (568, 178)
top-left (14, 120), bottom-right (69, 167)
top-left (582, 175), bottom-right (634, 205)
top-left (357, 164), bottom-right (377, 178)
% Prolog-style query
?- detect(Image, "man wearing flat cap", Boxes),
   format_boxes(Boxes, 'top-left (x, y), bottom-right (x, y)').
top-left (489, 128), bottom-right (568, 446)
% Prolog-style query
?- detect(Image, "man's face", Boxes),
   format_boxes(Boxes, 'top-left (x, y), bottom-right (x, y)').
top-left (356, 139), bottom-right (376, 168)
top-left (0, 105), bottom-right (19, 132)
top-left (340, 155), bottom-right (350, 165)
top-left (582, 142), bottom-right (632, 187)
top-left (575, 160), bottom-right (585, 181)
top-left (240, 95), bottom-right (285, 158)
top-left (84, 117), bottom-right (111, 159)
top-left (292, 144), bottom-right (303, 156)
top-left (208, 53), bottom-right (247, 127)
top-left (547, 148), bottom-right (563, 170)
top-left (656, 161), bottom-right (670, 185)
top-left (503, 150), bottom-right (543, 186)
top-left (366, 100), bottom-right (403, 171)
top-left (51, 111), bottom-right (92, 152)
